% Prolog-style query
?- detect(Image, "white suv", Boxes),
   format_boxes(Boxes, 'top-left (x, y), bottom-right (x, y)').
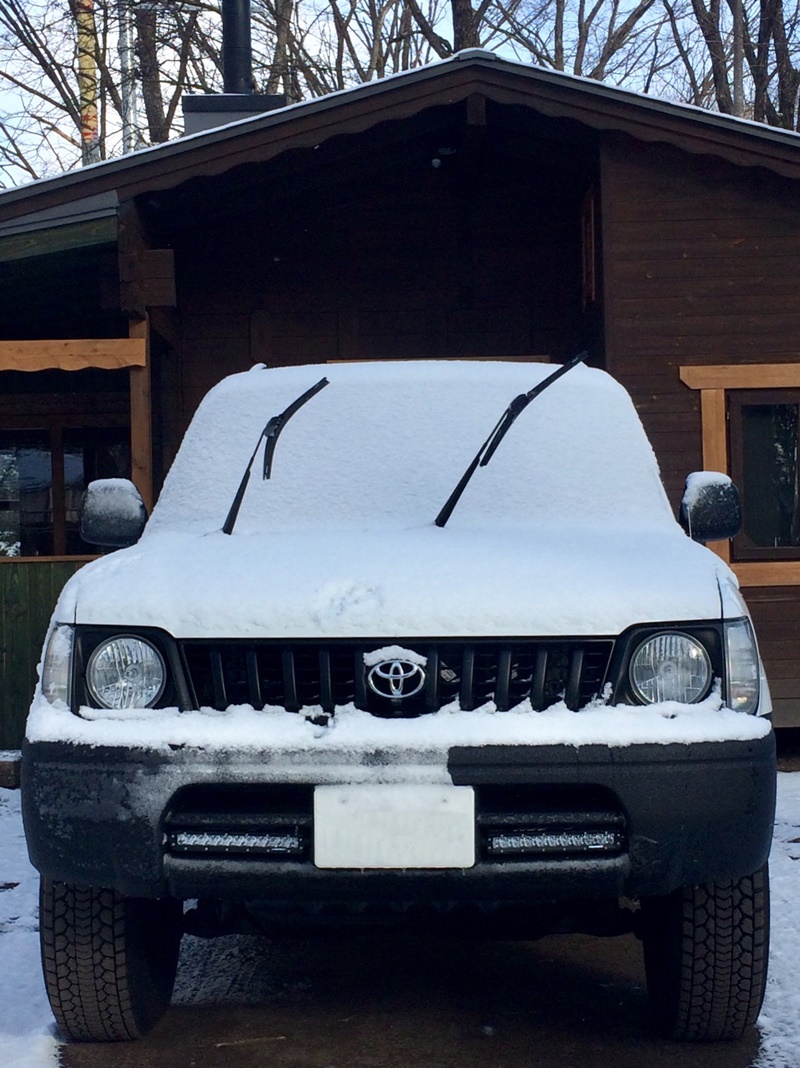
top-left (23, 359), bottom-right (775, 1043)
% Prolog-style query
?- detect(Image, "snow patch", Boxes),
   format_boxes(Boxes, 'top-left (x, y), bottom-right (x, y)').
top-left (363, 646), bottom-right (428, 667)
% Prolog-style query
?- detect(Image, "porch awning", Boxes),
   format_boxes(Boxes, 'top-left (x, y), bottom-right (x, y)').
top-left (0, 338), bottom-right (146, 372)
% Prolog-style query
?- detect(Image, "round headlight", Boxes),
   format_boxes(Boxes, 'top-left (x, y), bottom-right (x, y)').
top-left (86, 636), bottom-right (166, 709)
top-left (629, 632), bottom-right (712, 704)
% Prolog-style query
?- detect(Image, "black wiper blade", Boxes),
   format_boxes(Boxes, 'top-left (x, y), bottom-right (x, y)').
top-left (434, 351), bottom-right (587, 529)
top-left (222, 377), bottom-right (329, 535)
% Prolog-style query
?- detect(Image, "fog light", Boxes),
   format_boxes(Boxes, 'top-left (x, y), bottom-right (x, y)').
top-left (169, 830), bottom-right (305, 856)
top-left (486, 829), bottom-right (622, 855)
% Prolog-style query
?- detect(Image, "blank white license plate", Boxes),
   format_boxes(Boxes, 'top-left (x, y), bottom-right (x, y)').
top-left (314, 784), bottom-right (475, 869)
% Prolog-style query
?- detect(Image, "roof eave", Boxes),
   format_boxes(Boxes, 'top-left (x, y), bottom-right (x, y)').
top-left (2, 50), bottom-right (799, 226)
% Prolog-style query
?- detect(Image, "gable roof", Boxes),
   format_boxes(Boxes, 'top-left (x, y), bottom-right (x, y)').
top-left (2, 48), bottom-right (800, 230)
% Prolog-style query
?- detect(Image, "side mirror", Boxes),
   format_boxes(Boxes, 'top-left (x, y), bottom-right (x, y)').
top-left (679, 472), bottom-right (742, 543)
top-left (80, 479), bottom-right (147, 549)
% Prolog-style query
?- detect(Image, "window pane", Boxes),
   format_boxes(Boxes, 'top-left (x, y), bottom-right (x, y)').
top-left (0, 432), bottom-right (53, 556)
top-left (63, 428), bottom-right (131, 555)
top-left (741, 403), bottom-right (800, 548)
top-left (63, 441), bottom-right (85, 553)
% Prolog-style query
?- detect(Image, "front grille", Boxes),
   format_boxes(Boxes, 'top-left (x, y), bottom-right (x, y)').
top-left (180, 639), bottom-right (613, 716)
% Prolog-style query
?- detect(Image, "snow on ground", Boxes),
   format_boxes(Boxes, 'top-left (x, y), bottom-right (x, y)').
top-left (753, 772), bottom-right (800, 1067)
top-left (1, 775), bottom-right (800, 1066)
top-left (0, 788), bottom-right (58, 1068)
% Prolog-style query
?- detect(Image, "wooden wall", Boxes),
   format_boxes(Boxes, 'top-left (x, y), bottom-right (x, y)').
top-left (601, 135), bottom-right (800, 725)
top-left (169, 147), bottom-right (591, 433)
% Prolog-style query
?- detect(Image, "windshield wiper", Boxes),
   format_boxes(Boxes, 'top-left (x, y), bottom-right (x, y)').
top-left (434, 351), bottom-right (587, 529)
top-left (222, 377), bottom-right (329, 535)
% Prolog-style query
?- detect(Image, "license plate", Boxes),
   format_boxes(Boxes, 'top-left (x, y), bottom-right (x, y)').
top-left (314, 784), bottom-right (475, 869)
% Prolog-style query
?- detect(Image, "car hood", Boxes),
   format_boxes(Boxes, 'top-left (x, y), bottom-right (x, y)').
top-left (58, 524), bottom-right (728, 638)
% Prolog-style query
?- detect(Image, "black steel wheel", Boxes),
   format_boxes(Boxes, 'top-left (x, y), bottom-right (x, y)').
top-left (641, 865), bottom-right (769, 1041)
top-left (39, 877), bottom-right (182, 1042)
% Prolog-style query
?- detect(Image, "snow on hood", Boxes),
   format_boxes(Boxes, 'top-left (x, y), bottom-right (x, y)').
top-left (51, 359), bottom-right (733, 638)
top-left (59, 523), bottom-right (725, 638)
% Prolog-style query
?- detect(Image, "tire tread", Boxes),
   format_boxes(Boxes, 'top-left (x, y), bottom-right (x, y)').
top-left (39, 878), bottom-right (179, 1042)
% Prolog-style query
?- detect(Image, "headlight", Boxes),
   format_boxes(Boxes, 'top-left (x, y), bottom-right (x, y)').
top-left (85, 635), bottom-right (166, 709)
top-left (629, 632), bottom-right (712, 704)
top-left (41, 624), bottom-right (74, 706)
top-left (724, 618), bottom-right (760, 715)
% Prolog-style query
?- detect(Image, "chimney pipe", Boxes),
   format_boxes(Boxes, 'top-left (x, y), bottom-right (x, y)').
top-left (222, 0), bottom-right (253, 94)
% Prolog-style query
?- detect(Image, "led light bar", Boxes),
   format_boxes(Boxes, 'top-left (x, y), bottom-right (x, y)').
top-left (169, 830), bottom-right (305, 856)
top-left (486, 828), bottom-right (622, 856)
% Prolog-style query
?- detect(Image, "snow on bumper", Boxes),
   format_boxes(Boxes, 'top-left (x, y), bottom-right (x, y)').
top-left (25, 691), bottom-right (772, 758)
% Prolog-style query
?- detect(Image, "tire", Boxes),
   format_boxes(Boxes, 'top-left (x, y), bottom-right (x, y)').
top-left (39, 878), bottom-right (182, 1042)
top-left (641, 865), bottom-right (769, 1041)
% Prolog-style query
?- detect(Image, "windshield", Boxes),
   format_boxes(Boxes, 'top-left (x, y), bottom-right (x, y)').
top-left (147, 361), bottom-right (674, 537)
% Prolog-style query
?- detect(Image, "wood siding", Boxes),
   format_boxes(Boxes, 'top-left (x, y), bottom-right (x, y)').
top-left (163, 131), bottom-right (594, 435)
top-left (0, 560), bottom-right (86, 748)
top-left (602, 135), bottom-right (800, 725)
top-left (745, 589), bottom-right (800, 727)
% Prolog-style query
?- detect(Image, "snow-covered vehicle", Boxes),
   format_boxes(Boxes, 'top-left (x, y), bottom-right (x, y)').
top-left (22, 359), bottom-right (776, 1043)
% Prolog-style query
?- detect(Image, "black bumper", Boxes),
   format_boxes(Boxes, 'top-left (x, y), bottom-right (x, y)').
top-left (22, 732), bottom-right (776, 901)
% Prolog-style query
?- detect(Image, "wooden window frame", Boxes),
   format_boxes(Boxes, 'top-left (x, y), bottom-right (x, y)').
top-left (0, 417), bottom-right (130, 560)
top-left (0, 330), bottom-right (152, 525)
top-left (728, 390), bottom-right (800, 562)
top-left (680, 363), bottom-right (800, 587)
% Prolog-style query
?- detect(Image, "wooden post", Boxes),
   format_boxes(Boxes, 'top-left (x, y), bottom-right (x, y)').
top-left (698, 388), bottom-right (731, 563)
top-left (129, 316), bottom-right (153, 511)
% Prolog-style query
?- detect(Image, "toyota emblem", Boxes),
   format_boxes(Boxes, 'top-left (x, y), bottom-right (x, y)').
top-left (367, 659), bottom-right (426, 700)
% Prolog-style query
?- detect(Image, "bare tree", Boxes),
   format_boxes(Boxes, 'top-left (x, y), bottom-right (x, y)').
top-left (3, 0), bottom-right (800, 188)
top-left (657, 0), bottom-right (800, 127)
top-left (0, 0), bottom-right (220, 184)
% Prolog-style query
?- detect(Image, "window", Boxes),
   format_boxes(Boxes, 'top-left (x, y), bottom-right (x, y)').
top-left (0, 426), bottom-right (130, 558)
top-left (730, 392), bottom-right (800, 560)
top-left (680, 363), bottom-right (800, 587)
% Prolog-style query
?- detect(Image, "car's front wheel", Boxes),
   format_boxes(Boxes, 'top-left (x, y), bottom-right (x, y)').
top-left (640, 865), bottom-right (769, 1041)
top-left (39, 878), bottom-right (182, 1041)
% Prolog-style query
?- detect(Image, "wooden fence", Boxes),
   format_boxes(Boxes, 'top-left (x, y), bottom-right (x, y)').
top-left (0, 560), bottom-right (86, 749)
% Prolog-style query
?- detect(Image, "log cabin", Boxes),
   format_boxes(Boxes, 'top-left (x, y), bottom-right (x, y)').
top-left (3, 49), bottom-right (800, 743)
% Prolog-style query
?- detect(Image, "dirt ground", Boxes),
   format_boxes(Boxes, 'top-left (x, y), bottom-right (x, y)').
top-left (59, 929), bottom-right (764, 1068)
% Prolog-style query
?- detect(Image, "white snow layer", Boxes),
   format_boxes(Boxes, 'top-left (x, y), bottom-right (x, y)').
top-left (2, 775), bottom-right (800, 1066)
top-left (0, 790), bottom-right (58, 1068)
top-left (26, 690), bottom-right (770, 756)
top-left (50, 360), bottom-right (734, 637)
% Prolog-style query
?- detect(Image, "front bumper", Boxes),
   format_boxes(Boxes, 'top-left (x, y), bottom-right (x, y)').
top-left (22, 732), bottom-right (776, 902)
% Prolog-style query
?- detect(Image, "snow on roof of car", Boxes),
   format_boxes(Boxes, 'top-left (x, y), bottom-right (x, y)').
top-left (147, 359), bottom-right (673, 536)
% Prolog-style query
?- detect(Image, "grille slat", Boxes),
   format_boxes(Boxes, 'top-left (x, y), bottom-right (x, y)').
top-left (530, 648), bottom-right (548, 709)
top-left (425, 648), bottom-right (440, 713)
top-left (181, 640), bottom-right (614, 716)
top-left (495, 649), bottom-right (513, 711)
top-left (246, 649), bottom-right (262, 708)
top-left (460, 647), bottom-right (475, 711)
top-left (319, 650), bottom-right (333, 713)
top-left (564, 648), bottom-right (585, 710)
top-left (211, 649), bottom-right (227, 708)
top-left (354, 646), bottom-right (367, 708)
top-left (282, 649), bottom-right (298, 711)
